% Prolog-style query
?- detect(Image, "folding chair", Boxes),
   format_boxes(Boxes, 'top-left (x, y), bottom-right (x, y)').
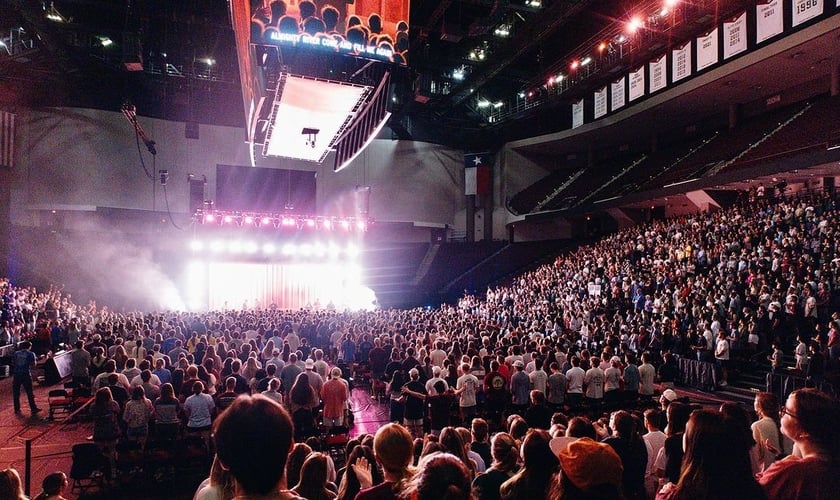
top-left (48, 389), bottom-right (73, 420)
top-left (70, 443), bottom-right (107, 493)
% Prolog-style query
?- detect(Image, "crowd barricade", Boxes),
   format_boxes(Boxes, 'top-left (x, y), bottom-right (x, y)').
top-left (677, 356), bottom-right (719, 392)
top-left (765, 371), bottom-right (836, 400)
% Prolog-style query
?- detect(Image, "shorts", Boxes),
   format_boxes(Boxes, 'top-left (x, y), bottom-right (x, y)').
top-left (404, 418), bottom-right (423, 428)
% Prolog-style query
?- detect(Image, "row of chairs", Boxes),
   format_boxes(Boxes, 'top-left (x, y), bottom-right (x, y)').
top-left (69, 426), bottom-right (211, 494)
top-left (48, 381), bottom-right (93, 420)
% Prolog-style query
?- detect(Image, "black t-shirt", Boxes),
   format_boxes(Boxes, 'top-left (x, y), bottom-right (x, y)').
top-left (484, 371), bottom-right (508, 401)
top-left (403, 380), bottom-right (426, 419)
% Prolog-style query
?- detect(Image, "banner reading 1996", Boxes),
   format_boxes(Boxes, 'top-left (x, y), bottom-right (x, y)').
top-left (792, 0), bottom-right (823, 27)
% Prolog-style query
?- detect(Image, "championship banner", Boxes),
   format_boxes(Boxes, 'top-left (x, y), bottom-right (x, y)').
top-left (756, 0), bottom-right (783, 44)
top-left (723, 12), bottom-right (747, 60)
top-left (572, 99), bottom-right (584, 129)
top-left (610, 76), bottom-right (626, 112)
top-left (629, 66), bottom-right (645, 102)
top-left (792, 0), bottom-right (823, 27)
top-left (696, 28), bottom-right (718, 71)
top-left (594, 86), bottom-right (608, 119)
top-left (672, 42), bottom-right (692, 83)
top-left (464, 153), bottom-right (491, 196)
top-left (0, 110), bottom-right (14, 169)
top-left (649, 55), bottom-right (667, 93)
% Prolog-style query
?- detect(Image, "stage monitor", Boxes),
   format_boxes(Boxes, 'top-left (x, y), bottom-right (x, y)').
top-left (250, 0), bottom-right (409, 65)
top-left (215, 165), bottom-right (316, 214)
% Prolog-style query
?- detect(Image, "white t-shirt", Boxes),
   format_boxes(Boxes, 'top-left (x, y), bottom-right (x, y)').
top-left (456, 374), bottom-right (479, 407)
top-left (566, 366), bottom-right (585, 394)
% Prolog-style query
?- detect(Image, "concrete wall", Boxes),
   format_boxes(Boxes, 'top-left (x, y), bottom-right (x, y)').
top-left (11, 107), bottom-right (469, 230)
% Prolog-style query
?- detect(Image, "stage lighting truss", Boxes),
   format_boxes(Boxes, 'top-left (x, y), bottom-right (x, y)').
top-left (188, 238), bottom-right (361, 261)
top-left (194, 209), bottom-right (369, 233)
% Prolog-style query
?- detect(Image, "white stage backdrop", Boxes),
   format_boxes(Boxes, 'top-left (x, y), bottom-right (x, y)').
top-left (189, 261), bottom-right (375, 311)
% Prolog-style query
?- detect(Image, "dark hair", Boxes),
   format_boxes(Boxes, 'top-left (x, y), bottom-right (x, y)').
top-left (789, 388), bottom-right (840, 460)
top-left (292, 453), bottom-right (333, 500)
top-left (490, 432), bottom-right (519, 472)
top-left (666, 402), bottom-right (692, 435)
top-left (500, 429), bottom-right (558, 499)
top-left (337, 445), bottom-right (381, 500)
top-left (408, 453), bottom-right (473, 500)
top-left (669, 410), bottom-right (767, 500)
top-left (285, 443), bottom-right (313, 491)
top-left (566, 416), bottom-right (596, 440)
top-left (213, 395), bottom-right (294, 495)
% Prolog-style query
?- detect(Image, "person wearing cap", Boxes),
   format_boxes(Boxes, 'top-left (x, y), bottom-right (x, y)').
top-left (659, 389), bottom-right (678, 410)
top-left (321, 366), bottom-right (349, 431)
top-left (556, 437), bottom-right (623, 498)
top-left (510, 360), bottom-right (530, 415)
top-left (303, 358), bottom-right (324, 395)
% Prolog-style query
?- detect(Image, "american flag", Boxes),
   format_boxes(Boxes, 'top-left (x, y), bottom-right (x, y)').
top-left (0, 110), bottom-right (14, 169)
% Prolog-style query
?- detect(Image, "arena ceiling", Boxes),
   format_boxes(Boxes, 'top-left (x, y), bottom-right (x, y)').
top-left (0, 1), bottom-right (838, 152)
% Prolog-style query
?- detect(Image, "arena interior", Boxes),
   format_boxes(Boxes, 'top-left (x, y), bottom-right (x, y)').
top-left (1, 1), bottom-right (840, 499)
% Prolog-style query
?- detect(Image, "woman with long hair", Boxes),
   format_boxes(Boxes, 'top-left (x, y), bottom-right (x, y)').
top-left (0, 468), bottom-right (26, 500)
top-left (473, 432), bottom-right (520, 500)
top-left (289, 372), bottom-right (319, 413)
top-left (757, 388), bottom-right (840, 499)
top-left (603, 410), bottom-right (647, 500)
top-left (123, 385), bottom-right (153, 450)
top-left (499, 429), bottom-right (558, 500)
top-left (719, 402), bottom-right (762, 475)
top-left (387, 370), bottom-right (407, 423)
top-left (752, 392), bottom-right (791, 471)
top-left (291, 452), bottom-right (337, 500)
top-left (656, 409), bottom-right (766, 500)
top-left (285, 443), bottom-right (313, 493)
top-left (92, 387), bottom-right (121, 480)
top-left (439, 427), bottom-right (477, 479)
top-left (337, 445), bottom-right (382, 500)
top-left (153, 382), bottom-right (182, 440)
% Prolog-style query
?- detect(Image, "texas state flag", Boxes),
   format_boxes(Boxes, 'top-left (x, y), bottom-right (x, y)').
top-left (464, 152), bottom-right (491, 196)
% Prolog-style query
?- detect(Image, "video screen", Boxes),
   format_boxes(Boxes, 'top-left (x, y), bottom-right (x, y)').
top-left (250, 0), bottom-right (409, 64)
top-left (215, 164), bottom-right (317, 214)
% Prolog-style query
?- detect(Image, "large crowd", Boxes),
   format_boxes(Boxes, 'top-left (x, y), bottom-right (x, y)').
top-left (1, 185), bottom-right (840, 499)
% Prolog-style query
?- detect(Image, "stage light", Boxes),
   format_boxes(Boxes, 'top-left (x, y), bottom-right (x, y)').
top-left (494, 101), bottom-right (503, 109)
top-left (616, 34), bottom-right (627, 44)
top-left (189, 240), bottom-right (204, 252)
top-left (477, 99), bottom-right (490, 108)
top-left (244, 241), bottom-right (258, 254)
top-left (99, 37), bottom-right (113, 47)
top-left (223, 215), bottom-right (234, 224)
top-left (341, 220), bottom-right (351, 230)
top-left (203, 57), bottom-right (215, 66)
top-left (243, 215), bottom-right (255, 225)
top-left (210, 241), bottom-right (225, 253)
top-left (228, 241), bottom-right (243, 254)
top-left (518, 92), bottom-right (525, 98)
top-left (282, 243), bottom-right (297, 256)
top-left (598, 42), bottom-right (607, 52)
top-left (452, 67), bottom-right (465, 80)
top-left (346, 244), bottom-right (360, 259)
top-left (204, 214), bottom-right (216, 224)
top-left (299, 244), bottom-right (313, 257)
top-left (570, 60), bottom-right (579, 70)
top-left (627, 17), bottom-right (643, 33)
top-left (261, 216), bottom-right (273, 226)
top-left (322, 219), bottom-right (332, 230)
top-left (356, 221), bottom-right (367, 231)
top-left (328, 243), bottom-right (342, 259)
top-left (313, 243), bottom-right (327, 257)
top-left (263, 243), bottom-right (276, 254)
top-left (581, 57), bottom-right (592, 66)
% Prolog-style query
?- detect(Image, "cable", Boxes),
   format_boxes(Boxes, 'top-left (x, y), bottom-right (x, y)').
top-left (133, 120), bottom-right (155, 181)
top-left (161, 182), bottom-right (185, 231)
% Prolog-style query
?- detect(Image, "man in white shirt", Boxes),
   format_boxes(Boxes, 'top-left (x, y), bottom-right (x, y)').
top-left (643, 408), bottom-right (667, 499)
top-left (455, 364), bottom-right (479, 422)
top-left (638, 352), bottom-right (656, 399)
top-left (565, 356), bottom-right (585, 410)
top-left (528, 358), bottom-right (548, 394)
top-left (715, 330), bottom-right (730, 387)
top-left (425, 365), bottom-right (449, 394)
